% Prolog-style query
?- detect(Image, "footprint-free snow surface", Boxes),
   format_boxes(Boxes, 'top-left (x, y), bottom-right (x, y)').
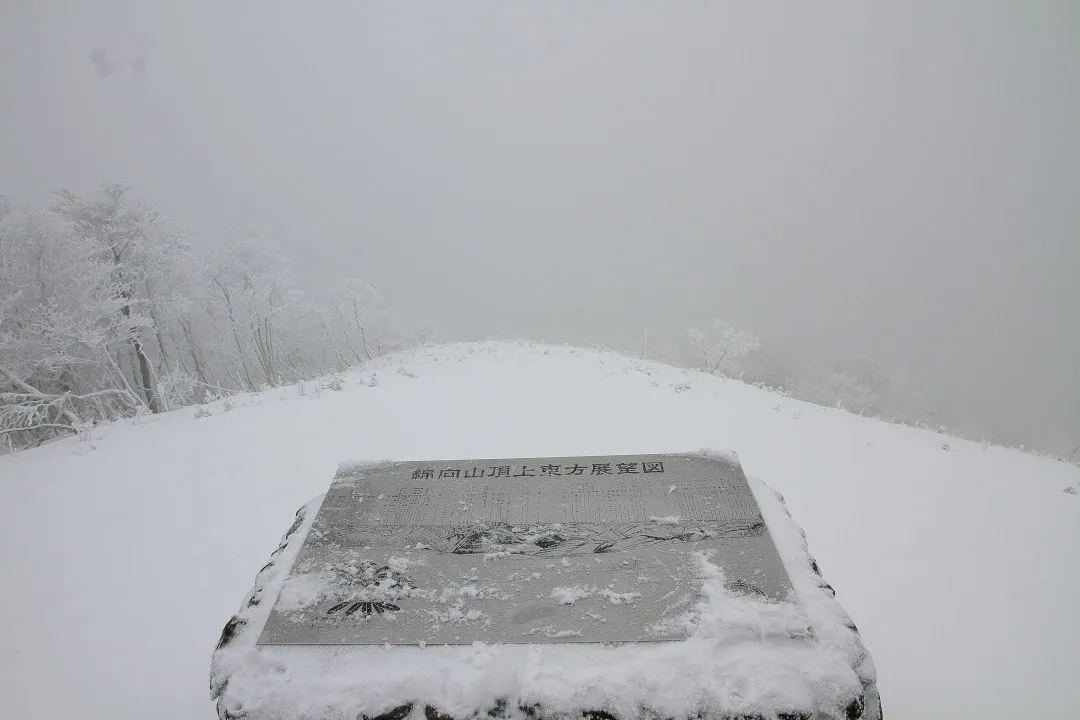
top-left (2, 341), bottom-right (1078, 719)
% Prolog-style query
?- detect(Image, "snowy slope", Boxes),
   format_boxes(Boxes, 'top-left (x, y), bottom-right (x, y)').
top-left (1, 341), bottom-right (1078, 720)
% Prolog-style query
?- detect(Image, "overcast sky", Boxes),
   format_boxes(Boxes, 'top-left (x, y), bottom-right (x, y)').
top-left (2, 1), bottom-right (1078, 451)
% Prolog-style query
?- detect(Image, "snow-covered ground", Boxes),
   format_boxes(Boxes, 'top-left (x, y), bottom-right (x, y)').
top-left (2, 341), bottom-right (1078, 719)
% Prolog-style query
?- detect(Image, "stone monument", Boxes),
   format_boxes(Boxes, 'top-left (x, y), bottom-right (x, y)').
top-left (212, 452), bottom-right (882, 720)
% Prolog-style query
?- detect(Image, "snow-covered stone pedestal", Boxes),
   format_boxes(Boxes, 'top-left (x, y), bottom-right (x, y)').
top-left (211, 452), bottom-right (881, 720)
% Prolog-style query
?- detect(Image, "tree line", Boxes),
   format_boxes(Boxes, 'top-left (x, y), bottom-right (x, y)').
top-left (0, 184), bottom-right (428, 449)
top-left (684, 319), bottom-right (939, 426)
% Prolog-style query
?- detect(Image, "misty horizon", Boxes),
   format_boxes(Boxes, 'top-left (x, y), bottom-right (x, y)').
top-left (2, 1), bottom-right (1078, 454)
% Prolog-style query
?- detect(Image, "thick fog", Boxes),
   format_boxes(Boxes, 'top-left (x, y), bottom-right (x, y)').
top-left (2, 2), bottom-right (1078, 454)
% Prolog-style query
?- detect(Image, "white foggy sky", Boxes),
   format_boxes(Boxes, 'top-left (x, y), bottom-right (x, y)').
top-left (2, 1), bottom-right (1078, 449)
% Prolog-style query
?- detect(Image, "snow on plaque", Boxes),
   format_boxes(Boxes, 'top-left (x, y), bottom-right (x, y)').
top-left (258, 453), bottom-right (796, 646)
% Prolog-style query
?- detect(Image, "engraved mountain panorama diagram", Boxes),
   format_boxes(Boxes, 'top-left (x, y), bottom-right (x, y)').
top-left (259, 454), bottom-right (796, 645)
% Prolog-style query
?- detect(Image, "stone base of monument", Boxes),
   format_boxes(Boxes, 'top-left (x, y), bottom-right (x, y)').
top-left (211, 452), bottom-right (881, 720)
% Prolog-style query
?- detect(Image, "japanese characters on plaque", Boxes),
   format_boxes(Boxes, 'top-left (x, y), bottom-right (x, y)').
top-left (412, 460), bottom-right (665, 480)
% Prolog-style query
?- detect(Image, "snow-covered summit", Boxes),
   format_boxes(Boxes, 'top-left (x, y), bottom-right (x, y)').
top-left (1, 341), bottom-right (1078, 719)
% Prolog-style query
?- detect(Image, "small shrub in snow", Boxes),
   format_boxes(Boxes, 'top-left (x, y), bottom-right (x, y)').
top-left (687, 320), bottom-right (760, 376)
top-left (322, 376), bottom-right (345, 392)
top-left (753, 380), bottom-right (791, 397)
top-left (222, 400), bottom-right (234, 413)
top-left (159, 371), bottom-right (199, 409)
top-left (194, 406), bottom-right (213, 420)
top-left (72, 421), bottom-right (97, 452)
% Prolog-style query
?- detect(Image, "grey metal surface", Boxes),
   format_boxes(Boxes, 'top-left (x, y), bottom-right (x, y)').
top-left (258, 453), bottom-right (795, 646)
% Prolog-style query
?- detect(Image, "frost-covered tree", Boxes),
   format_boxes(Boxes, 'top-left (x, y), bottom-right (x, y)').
top-left (328, 279), bottom-right (383, 363)
top-left (0, 203), bottom-right (144, 444)
top-left (686, 320), bottom-right (761, 376)
top-left (321, 279), bottom-right (434, 363)
top-left (0, 184), bottom-right (423, 450)
top-left (801, 355), bottom-right (890, 416)
top-left (52, 184), bottom-right (169, 412)
top-left (204, 234), bottom-right (294, 388)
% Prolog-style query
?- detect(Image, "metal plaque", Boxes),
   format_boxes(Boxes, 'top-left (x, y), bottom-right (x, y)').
top-left (258, 453), bottom-right (795, 646)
